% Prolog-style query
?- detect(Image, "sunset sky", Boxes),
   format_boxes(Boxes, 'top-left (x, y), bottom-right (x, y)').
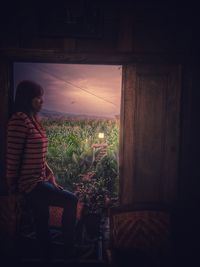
top-left (14, 63), bottom-right (122, 118)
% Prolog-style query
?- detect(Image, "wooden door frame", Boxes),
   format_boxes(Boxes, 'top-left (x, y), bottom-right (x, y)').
top-left (0, 49), bottom-right (133, 198)
top-left (0, 49), bottom-right (184, 200)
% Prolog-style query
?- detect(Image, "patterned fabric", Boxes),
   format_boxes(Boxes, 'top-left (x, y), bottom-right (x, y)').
top-left (0, 196), bottom-right (83, 239)
top-left (49, 206), bottom-right (63, 227)
top-left (6, 112), bottom-right (48, 193)
top-left (112, 210), bottom-right (170, 255)
top-left (49, 201), bottom-right (85, 227)
top-left (0, 195), bottom-right (19, 239)
top-left (0, 194), bottom-right (32, 240)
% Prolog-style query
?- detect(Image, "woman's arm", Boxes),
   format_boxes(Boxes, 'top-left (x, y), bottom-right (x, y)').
top-left (6, 114), bottom-right (28, 194)
top-left (45, 162), bottom-right (56, 183)
top-left (45, 162), bottom-right (63, 189)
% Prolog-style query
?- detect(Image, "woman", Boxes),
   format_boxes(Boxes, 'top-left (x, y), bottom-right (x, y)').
top-left (6, 80), bottom-right (78, 259)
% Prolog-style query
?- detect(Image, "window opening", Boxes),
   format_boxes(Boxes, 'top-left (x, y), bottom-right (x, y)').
top-left (14, 62), bottom-right (122, 248)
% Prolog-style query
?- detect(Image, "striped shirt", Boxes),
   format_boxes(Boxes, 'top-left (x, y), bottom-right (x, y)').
top-left (6, 112), bottom-right (48, 193)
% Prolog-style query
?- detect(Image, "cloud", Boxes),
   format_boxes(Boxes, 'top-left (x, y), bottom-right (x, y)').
top-left (14, 63), bottom-right (122, 117)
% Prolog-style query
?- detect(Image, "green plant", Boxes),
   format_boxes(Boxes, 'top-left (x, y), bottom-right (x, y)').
top-left (42, 118), bottom-right (120, 194)
top-left (73, 172), bottom-right (111, 216)
top-left (95, 153), bottom-right (119, 197)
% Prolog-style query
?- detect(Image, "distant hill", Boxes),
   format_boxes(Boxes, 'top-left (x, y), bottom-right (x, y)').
top-left (39, 109), bottom-right (115, 121)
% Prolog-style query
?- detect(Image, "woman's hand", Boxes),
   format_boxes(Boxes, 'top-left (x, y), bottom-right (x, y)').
top-left (53, 182), bottom-right (64, 190)
top-left (45, 162), bottom-right (64, 190)
top-left (47, 173), bottom-right (64, 190)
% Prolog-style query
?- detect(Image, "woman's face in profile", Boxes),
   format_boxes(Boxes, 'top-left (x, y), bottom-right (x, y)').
top-left (31, 95), bottom-right (44, 113)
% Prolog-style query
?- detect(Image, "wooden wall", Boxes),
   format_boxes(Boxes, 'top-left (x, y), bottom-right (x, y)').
top-left (0, 1), bottom-right (195, 54)
top-left (120, 64), bottom-right (181, 205)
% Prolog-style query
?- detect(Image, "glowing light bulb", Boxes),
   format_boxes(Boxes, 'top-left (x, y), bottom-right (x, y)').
top-left (98, 132), bottom-right (104, 139)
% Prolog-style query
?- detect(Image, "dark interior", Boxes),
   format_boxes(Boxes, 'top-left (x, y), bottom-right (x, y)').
top-left (0, 1), bottom-right (200, 266)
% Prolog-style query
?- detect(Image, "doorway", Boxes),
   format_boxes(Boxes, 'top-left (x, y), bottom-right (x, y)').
top-left (14, 62), bottom-right (122, 205)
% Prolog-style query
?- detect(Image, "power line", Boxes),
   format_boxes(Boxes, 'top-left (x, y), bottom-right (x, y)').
top-left (35, 65), bottom-right (117, 107)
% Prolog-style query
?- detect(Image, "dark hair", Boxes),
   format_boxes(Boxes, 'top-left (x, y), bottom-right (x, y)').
top-left (14, 80), bottom-right (44, 114)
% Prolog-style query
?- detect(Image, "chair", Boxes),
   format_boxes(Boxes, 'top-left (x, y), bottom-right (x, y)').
top-left (16, 198), bottom-right (72, 259)
top-left (108, 204), bottom-right (172, 267)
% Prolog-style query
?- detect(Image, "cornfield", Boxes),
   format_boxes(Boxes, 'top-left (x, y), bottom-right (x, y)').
top-left (42, 118), bottom-right (120, 198)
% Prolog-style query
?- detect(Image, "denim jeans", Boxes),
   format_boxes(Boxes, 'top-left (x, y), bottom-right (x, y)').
top-left (25, 181), bottom-right (78, 256)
